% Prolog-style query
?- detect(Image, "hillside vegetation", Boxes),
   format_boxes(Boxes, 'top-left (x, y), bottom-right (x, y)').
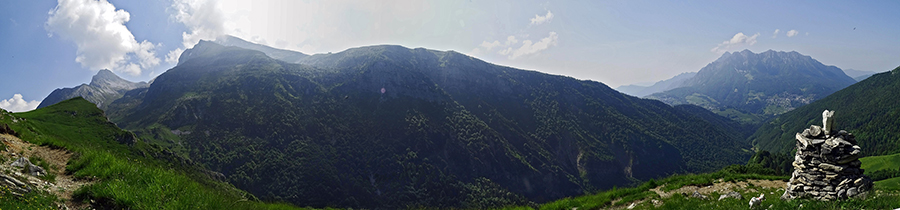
top-left (502, 159), bottom-right (900, 210)
top-left (751, 66), bottom-right (900, 156)
top-left (1, 98), bottom-right (310, 209)
top-left (102, 41), bottom-right (753, 208)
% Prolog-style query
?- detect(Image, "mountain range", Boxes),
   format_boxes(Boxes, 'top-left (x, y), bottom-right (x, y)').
top-left (843, 68), bottom-right (880, 81)
top-left (37, 69), bottom-right (148, 110)
top-left (647, 50), bottom-right (857, 125)
top-left (616, 68), bottom-right (875, 98)
top-left (615, 72), bottom-right (697, 97)
top-left (85, 39), bottom-right (752, 208)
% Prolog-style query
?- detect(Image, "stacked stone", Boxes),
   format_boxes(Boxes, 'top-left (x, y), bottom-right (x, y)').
top-left (782, 125), bottom-right (872, 201)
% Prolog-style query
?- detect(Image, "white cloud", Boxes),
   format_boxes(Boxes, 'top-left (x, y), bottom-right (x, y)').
top-left (469, 48), bottom-right (482, 56)
top-left (508, 32), bottom-right (558, 59)
top-left (170, 0), bottom-right (226, 48)
top-left (710, 32), bottom-right (759, 54)
top-left (45, 0), bottom-right (160, 76)
top-left (505, 36), bottom-right (518, 45)
top-left (0, 94), bottom-right (40, 113)
top-left (166, 0), bottom-right (226, 63)
top-left (480, 40), bottom-right (502, 51)
top-left (165, 48), bottom-right (185, 65)
top-left (165, 1), bottom-right (439, 55)
top-left (530, 10), bottom-right (554, 25)
top-left (787, 30), bottom-right (799, 37)
top-left (498, 47), bottom-right (512, 55)
top-left (772, 29), bottom-right (780, 38)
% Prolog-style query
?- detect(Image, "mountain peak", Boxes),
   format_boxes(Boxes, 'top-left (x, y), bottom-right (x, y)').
top-left (38, 69), bottom-right (147, 109)
top-left (90, 69), bottom-right (127, 87)
top-left (650, 49), bottom-right (857, 121)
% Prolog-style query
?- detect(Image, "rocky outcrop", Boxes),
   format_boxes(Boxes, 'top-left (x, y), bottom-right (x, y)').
top-left (782, 111), bottom-right (872, 201)
top-left (10, 157), bottom-right (46, 177)
top-left (37, 69), bottom-right (149, 110)
top-left (0, 174), bottom-right (31, 196)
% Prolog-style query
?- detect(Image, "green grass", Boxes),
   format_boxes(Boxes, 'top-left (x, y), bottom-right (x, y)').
top-left (28, 155), bottom-right (57, 183)
top-left (860, 153), bottom-right (900, 172)
top-left (501, 163), bottom-right (900, 210)
top-left (0, 185), bottom-right (58, 210)
top-left (528, 165), bottom-right (788, 210)
top-left (875, 177), bottom-right (900, 191)
top-left (1, 98), bottom-right (317, 209)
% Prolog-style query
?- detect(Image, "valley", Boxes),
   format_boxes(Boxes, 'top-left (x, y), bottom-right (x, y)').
top-left (20, 37), bottom-right (900, 209)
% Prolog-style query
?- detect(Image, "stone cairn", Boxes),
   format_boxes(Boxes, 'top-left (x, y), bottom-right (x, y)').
top-left (782, 110), bottom-right (872, 201)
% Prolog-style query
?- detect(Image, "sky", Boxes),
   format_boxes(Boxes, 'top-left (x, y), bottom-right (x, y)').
top-left (2, 0), bottom-right (899, 112)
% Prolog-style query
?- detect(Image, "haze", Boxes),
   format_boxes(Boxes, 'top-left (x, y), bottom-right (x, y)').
top-left (1, 0), bottom-right (899, 112)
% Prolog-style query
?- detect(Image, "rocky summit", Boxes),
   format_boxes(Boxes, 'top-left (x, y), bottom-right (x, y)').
top-left (782, 111), bottom-right (872, 201)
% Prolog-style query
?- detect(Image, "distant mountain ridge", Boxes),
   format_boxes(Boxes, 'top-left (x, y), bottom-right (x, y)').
top-left (211, 35), bottom-right (309, 63)
top-left (37, 69), bottom-right (148, 109)
top-left (616, 72), bottom-right (697, 97)
top-left (648, 50), bottom-right (857, 124)
top-left (843, 68), bottom-right (879, 81)
top-left (104, 40), bottom-right (752, 208)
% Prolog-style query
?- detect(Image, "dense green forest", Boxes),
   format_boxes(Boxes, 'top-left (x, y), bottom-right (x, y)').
top-left (751, 66), bottom-right (900, 156)
top-left (101, 41), bottom-right (754, 208)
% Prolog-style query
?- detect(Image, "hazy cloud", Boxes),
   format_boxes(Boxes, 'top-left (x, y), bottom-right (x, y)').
top-left (478, 35), bottom-right (519, 52)
top-left (0, 94), bottom-right (40, 113)
top-left (787, 29), bottom-right (799, 37)
top-left (508, 32), bottom-right (558, 59)
top-left (772, 29), bottom-right (780, 38)
top-left (711, 32), bottom-right (759, 54)
top-left (530, 10), bottom-right (554, 25)
top-left (45, 0), bottom-right (160, 75)
top-left (166, 0), bottom-right (226, 65)
top-left (165, 48), bottom-right (184, 65)
top-left (480, 40), bottom-right (502, 50)
top-left (171, 0), bottom-right (226, 48)
top-left (505, 36), bottom-right (519, 45)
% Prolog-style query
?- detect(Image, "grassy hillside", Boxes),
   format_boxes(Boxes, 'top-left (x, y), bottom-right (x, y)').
top-left (751, 66), bottom-right (900, 155)
top-left (876, 177), bottom-right (900, 191)
top-left (1, 97), bottom-right (311, 209)
top-left (861, 153), bottom-right (900, 172)
top-left (501, 165), bottom-right (899, 210)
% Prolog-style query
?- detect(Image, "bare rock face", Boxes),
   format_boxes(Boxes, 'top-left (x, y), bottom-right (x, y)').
top-left (10, 157), bottom-right (46, 177)
top-left (0, 174), bottom-right (31, 196)
top-left (782, 111), bottom-right (872, 201)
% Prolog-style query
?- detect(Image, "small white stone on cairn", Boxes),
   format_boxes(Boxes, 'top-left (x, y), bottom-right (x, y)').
top-left (822, 110), bottom-right (835, 137)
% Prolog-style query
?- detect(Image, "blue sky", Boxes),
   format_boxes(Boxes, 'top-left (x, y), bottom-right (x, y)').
top-left (2, 0), bottom-right (899, 112)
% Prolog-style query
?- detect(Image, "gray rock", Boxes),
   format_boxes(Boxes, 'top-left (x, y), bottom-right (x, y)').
top-left (0, 174), bottom-right (31, 194)
top-left (717, 191), bottom-right (742, 201)
top-left (819, 163), bottom-right (845, 172)
top-left (847, 187), bottom-right (858, 197)
top-left (9, 157), bottom-right (29, 168)
top-left (10, 157), bottom-right (47, 177)
top-left (822, 110), bottom-right (835, 135)
top-left (27, 164), bottom-right (46, 177)
top-left (691, 191), bottom-right (708, 199)
top-left (809, 125), bottom-right (823, 137)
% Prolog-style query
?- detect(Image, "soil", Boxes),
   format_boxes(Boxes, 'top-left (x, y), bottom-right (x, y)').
top-left (1, 133), bottom-right (94, 209)
top-left (604, 179), bottom-right (788, 210)
top-left (650, 179), bottom-right (787, 198)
